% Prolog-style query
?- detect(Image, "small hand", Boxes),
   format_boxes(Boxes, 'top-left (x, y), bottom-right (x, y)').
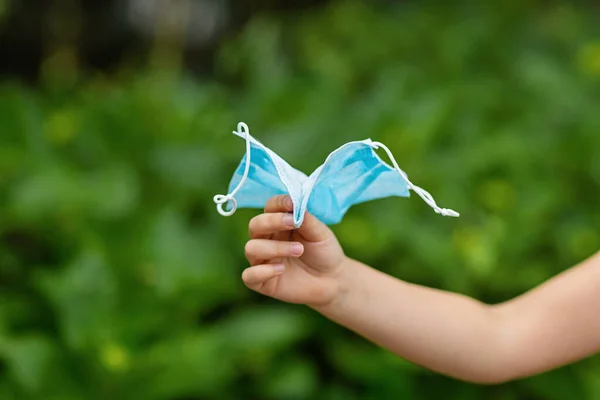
top-left (242, 195), bottom-right (347, 307)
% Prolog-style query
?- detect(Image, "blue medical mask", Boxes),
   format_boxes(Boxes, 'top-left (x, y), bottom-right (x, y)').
top-left (214, 123), bottom-right (459, 228)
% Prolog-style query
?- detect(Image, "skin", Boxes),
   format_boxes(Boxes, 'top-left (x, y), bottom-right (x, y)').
top-left (242, 194), bottom-right (600, 384)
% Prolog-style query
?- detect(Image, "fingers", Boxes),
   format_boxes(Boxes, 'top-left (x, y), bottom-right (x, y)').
top-left (264, 195), bottom-right (293, 213)
top-left (296, 212), bottom-right (332, 243)
top-left (253, 195), bottom-right (333, 243)
top-left (242, 264), bottom-right (285, 291)
top-left (249, 212), bottom-right (295, 239)
top-left (245, 239), bottom-right (304, 265)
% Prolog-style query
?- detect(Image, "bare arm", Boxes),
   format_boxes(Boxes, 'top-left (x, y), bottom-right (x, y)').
top-left (241, 197), bottom-right (600, 384)
top-left (314, 251), bottom-right (600, 384)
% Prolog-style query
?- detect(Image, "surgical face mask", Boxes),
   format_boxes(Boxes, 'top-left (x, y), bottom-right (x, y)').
top-left (214, 123), bottom-right (459, 228)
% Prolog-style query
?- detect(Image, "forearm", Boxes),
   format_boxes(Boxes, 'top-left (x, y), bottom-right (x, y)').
top-left (314, 257), bottom-right (510, 384)
top-left (244, 198), bottom-right (600, 382)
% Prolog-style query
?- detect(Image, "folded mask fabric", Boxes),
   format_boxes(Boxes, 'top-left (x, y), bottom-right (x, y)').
top-left (214, 122), bottom-right (459, 228)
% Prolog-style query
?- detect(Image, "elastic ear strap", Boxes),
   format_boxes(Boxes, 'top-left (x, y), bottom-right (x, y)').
top-left (369, 141), bottom-right (459, 217)
top-left (213, 122), bottom-right (252, 216)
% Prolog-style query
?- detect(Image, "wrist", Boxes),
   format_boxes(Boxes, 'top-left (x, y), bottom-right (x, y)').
top-left (312, 255), bottom-right (362, 314)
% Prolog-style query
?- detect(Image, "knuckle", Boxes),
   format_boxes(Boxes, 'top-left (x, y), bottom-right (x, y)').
top-left (265, 194), bottom-right (289, 212)
top-left (251, 213), bottom-right (282, 234)
top-left (268, 213), bottom-right (282, 227)
top-left (278, 241), bottom-right (291, 254)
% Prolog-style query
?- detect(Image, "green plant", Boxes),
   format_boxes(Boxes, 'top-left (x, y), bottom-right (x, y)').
top-left (1, 1), bottom-right (600, 399)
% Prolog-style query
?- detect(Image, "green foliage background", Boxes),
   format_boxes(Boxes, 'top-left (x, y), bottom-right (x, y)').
top-left (1, 1), bottom-right (600, 399)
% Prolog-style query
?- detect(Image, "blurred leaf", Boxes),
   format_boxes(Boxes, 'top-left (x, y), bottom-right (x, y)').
top-left (10, 164), bottom-right (139, 221)
top-left (219, 306), bottom-right (312, 352)
top-left (523, 368), bottom-right (586, 400)
top-left (328, 339), bottom-right (420, 384)
top-left (35, 250), bottom-right (117, 350)
top-left (151, 144), bottom-right (221, 192)
top-left (1, 335), bottom-right (55, 394)
top-left (137, 331), bottom-right (235, 400)
top-left (143, 207), bottom-right (237, 299)
top-left (263, 358), bottom-right (318, 399)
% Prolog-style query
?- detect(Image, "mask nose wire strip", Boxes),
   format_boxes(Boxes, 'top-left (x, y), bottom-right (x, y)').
top-left (369, 141), bottom-right (459, 217)
top-left (213, 122), bottom-right (252, 216)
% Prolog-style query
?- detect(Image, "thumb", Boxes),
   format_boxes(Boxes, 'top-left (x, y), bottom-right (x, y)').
top-left (297, 212), bottom-right (333, 243)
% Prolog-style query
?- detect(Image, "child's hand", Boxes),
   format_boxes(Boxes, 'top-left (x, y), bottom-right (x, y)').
top-left (242, 195), bottom-right (347, 307)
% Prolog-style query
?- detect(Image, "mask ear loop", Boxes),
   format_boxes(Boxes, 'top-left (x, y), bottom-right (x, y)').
top-left (213, 122), bottom-right (252, 216)
top-left (369, 141), bottom-right (460, 217)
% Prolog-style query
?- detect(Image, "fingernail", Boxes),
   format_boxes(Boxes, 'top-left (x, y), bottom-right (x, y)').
top-left (284, 196), bottom-right (293, 210)
top-left (273, 264), bottom-right (285, 273)
top-left (290, 242), bottom-right (303, 256)
top-left (282, 214), bottom-right (295, 228)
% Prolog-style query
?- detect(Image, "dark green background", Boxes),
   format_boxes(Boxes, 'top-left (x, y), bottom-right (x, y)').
top-left (1, 1), bottom-right (600, 399)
